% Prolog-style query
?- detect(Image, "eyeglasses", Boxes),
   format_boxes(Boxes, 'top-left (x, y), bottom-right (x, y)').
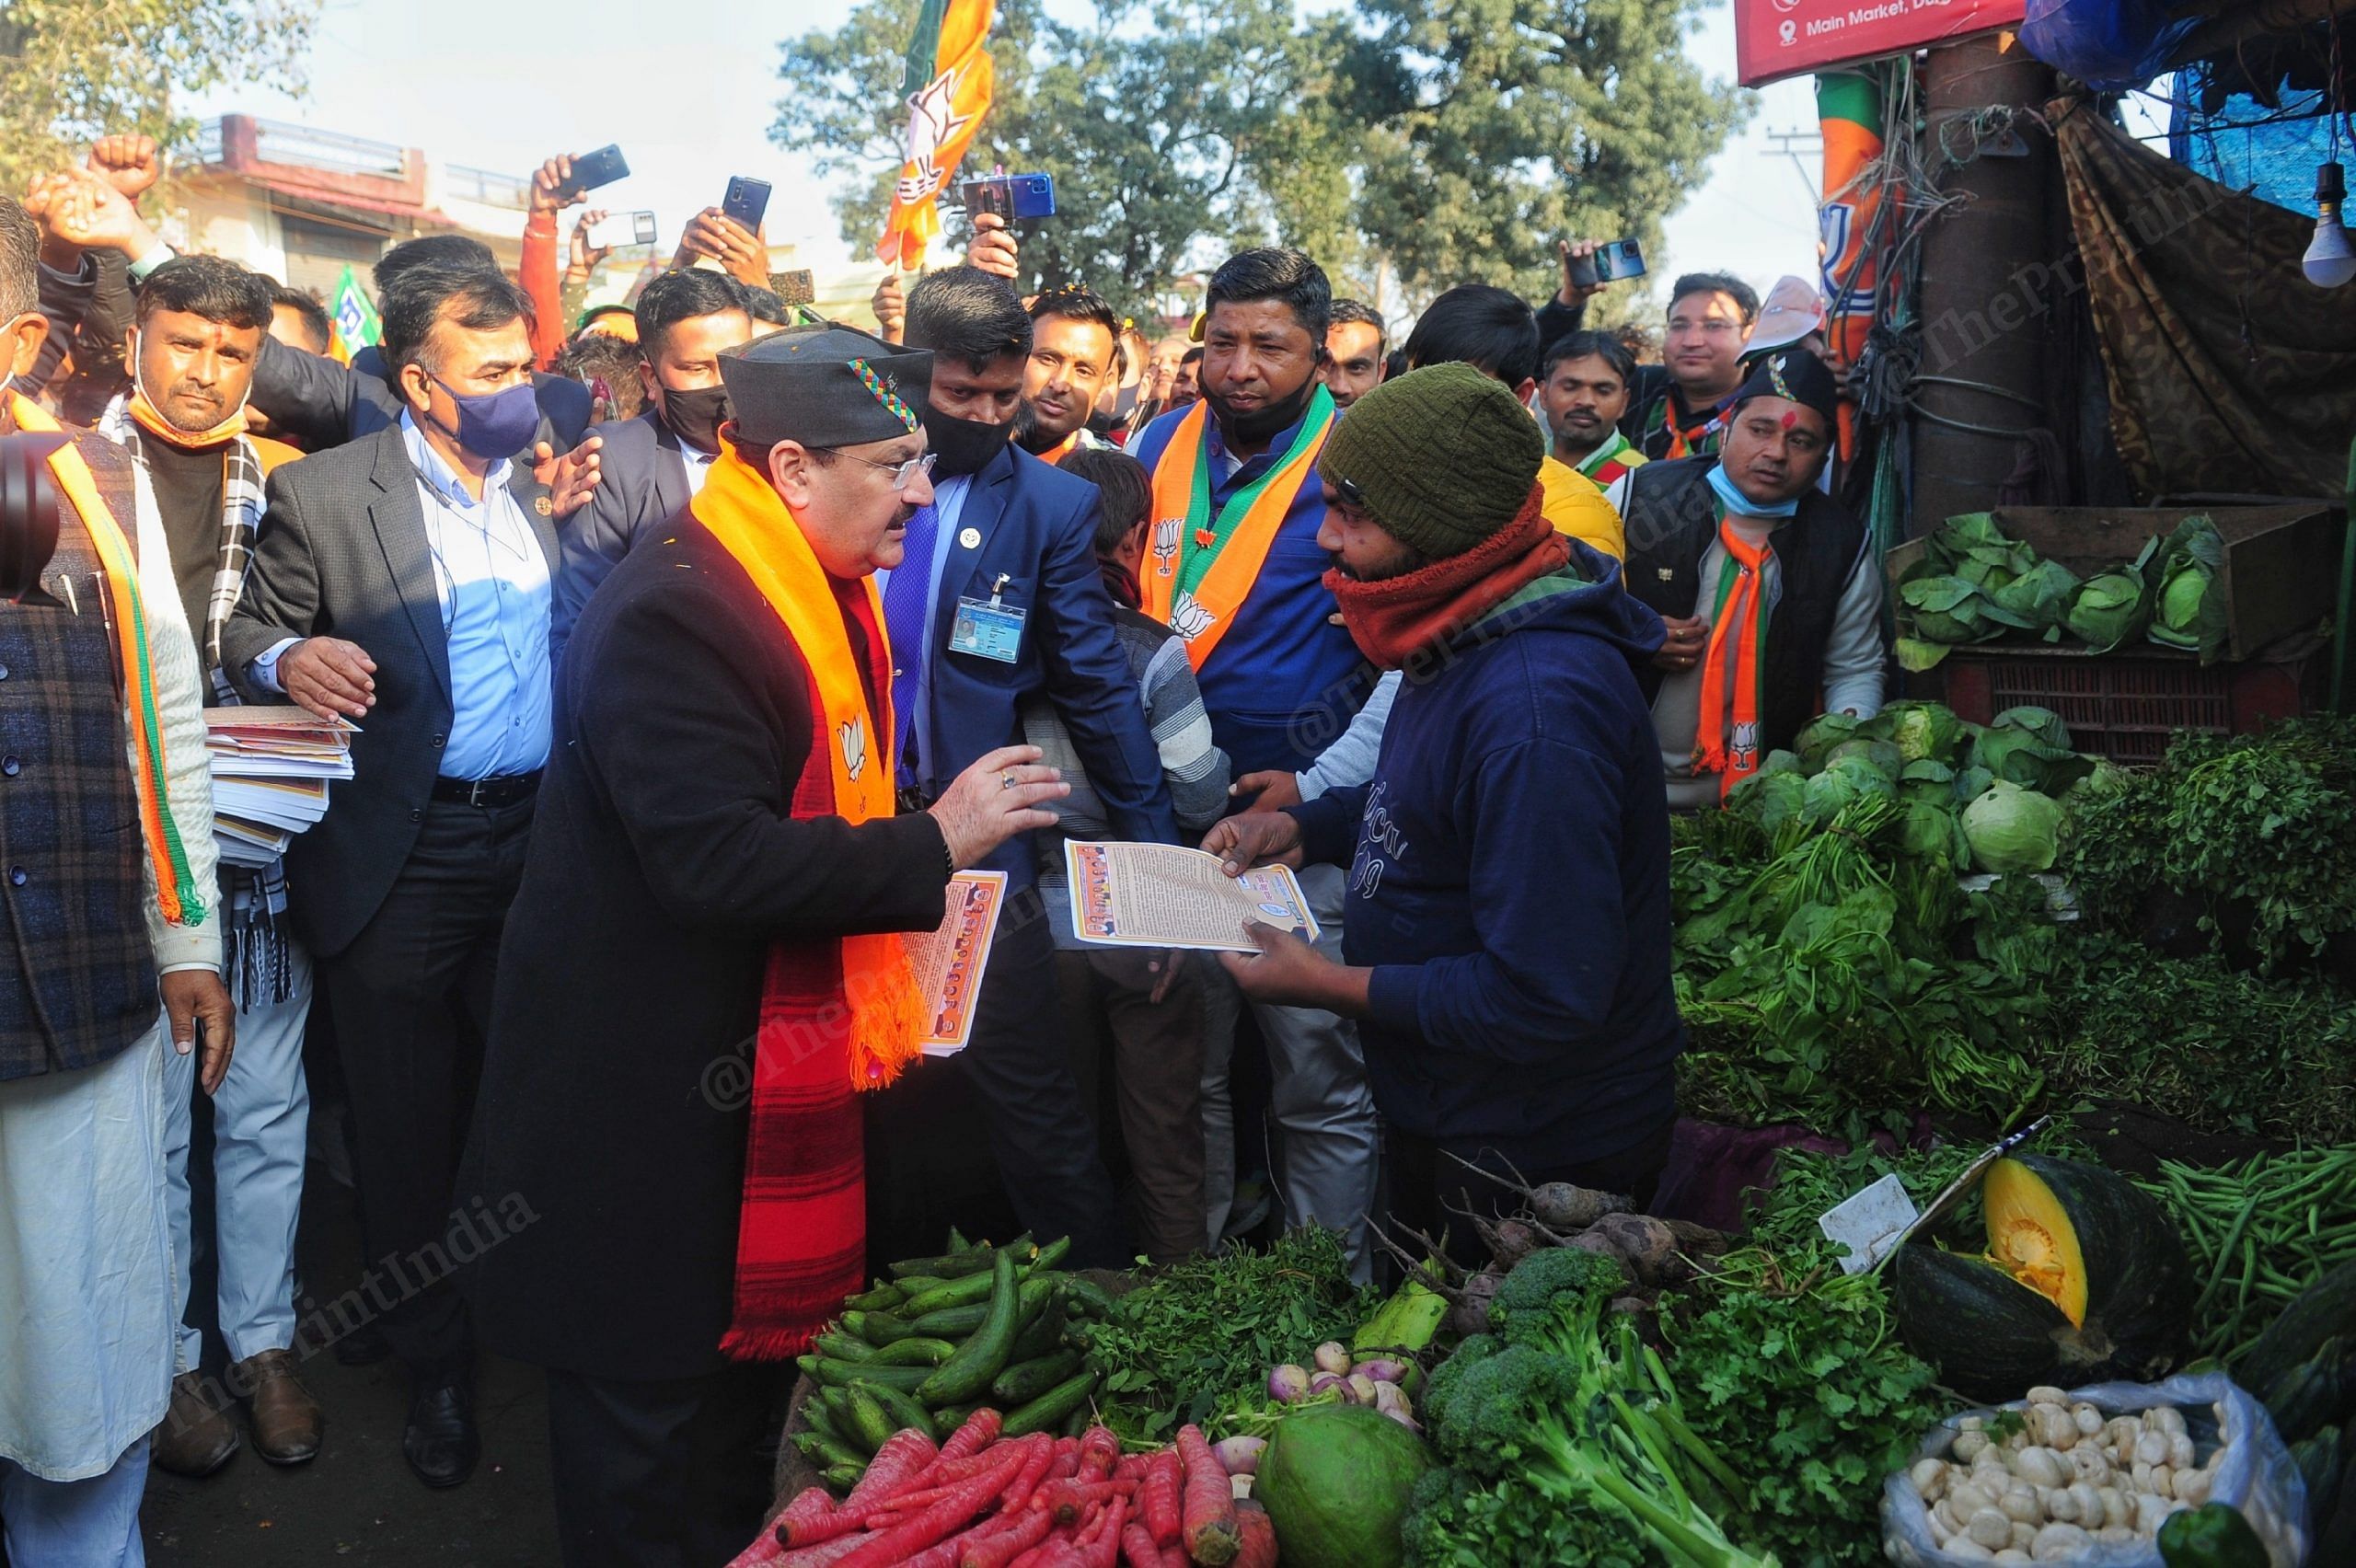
top-left (820, 449), bottom-right (936, 491)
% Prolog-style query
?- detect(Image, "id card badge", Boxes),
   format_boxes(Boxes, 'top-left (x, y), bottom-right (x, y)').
top-left (949, 574), bottom-right (1025, 664)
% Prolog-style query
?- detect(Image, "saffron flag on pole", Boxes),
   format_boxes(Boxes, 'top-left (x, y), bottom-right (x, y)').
top-left (327, 264), bottom-right (381, 366)
top-left (875, 0), bottom-right (996, 271)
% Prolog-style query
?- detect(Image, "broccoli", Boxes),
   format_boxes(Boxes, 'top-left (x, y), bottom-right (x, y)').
top-left (1435, 1343), bottom-right (1774, 1568)
top-left (1418, 1332), bottom-right (1497, 1435)
top-left (1487, 1245), bottom-right (1625, 1351)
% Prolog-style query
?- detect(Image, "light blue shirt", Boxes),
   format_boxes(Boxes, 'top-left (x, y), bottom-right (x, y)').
top-left (401, 412), bottom-right (552, 778)
top-left (875, 472), bottom-right (973, 782)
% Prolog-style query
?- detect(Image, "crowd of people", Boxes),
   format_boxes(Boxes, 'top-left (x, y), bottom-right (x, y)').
top-left (0, 133), bottom-right (1888, 1568)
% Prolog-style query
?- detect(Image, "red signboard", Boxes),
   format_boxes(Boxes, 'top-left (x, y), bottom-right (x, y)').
top-left (1735, 0), bottom-right (2027, 88)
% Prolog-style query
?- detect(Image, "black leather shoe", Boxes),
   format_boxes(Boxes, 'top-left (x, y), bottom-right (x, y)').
top-left (402, 1378), bottom-right (479, 1489)
top-left (333, 1320), bottom-right (393, 1367)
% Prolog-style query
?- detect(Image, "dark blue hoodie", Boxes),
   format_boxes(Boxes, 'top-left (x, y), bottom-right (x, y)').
top-left (1289, 542), bottom-right (1685, 1170)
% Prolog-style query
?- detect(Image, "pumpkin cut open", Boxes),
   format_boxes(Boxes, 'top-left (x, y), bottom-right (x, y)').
top-left (1890, 1153), bottom-right (2196, 1401)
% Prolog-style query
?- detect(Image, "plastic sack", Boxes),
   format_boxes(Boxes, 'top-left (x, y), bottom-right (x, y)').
top-left (2018, 0), bottom-right (2203, 93)
top-left (1878, 1373), bottom-right (2309, 1567)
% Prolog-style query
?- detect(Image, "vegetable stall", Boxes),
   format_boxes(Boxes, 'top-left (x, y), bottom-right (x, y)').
top-left (726, 703), bottom-right (2356, 1567)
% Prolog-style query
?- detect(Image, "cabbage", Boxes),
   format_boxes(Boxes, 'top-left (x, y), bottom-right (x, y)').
top-left (1800, 755), bottom-right (1894, 826)
top-left (1952, 764), bottom-right (1996, 805)
top-left (1733, 771), bottom-right (1807, 836)
top-left (1754, 748), bottom-right (1804, 780)
top-left (2147, 515), bottom-right (2226, 663)
top-left (1988, 558), bottom-right (2081, 635)
top-left (1826, 738), bottom-right (1901, 780)
top-left (2063, 536), bottom-right (2159, 652)
top-left (1973, 708), bottom-right (2095, 795)
top-left (1900, 574), bottom-right (2004, 645)
top-left (1901, 799), bottom-right (1967, 867)
top-left (1960, 780), bottom-right (2066, 874)
top-left (1877, 701), bottom-right (1970, 766)
top-left (1795, 713), bottom-right (1865, 771)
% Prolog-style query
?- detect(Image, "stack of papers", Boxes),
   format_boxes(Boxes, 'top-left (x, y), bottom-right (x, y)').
top-left (203, 708), bottom-right (356, 869)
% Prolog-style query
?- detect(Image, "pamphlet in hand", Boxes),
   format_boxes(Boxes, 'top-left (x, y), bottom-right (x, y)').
top-left (1064, 840), bottom-right (1321, 953)
top-left (906, 870), bottom-right (1007, 1056)
top-left (203, 707), bottom-right (357, 869)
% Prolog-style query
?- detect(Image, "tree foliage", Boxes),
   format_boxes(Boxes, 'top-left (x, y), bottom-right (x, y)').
top-left (771, 0), bottom-right (1745, 317)
top-left (0, 0), bottom-right (317, 194)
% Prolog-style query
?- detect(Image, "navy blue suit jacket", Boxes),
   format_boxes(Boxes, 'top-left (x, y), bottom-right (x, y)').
top-left (910, 442), bottom-right (1178, 886)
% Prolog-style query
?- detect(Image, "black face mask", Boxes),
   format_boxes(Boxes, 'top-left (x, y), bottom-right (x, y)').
top-left (922, 405), bottom-right (1015, 479)
top-left (660, 384), bottom-right (731, 455)
top-left (1204, 371), bottom-right (1320, 448)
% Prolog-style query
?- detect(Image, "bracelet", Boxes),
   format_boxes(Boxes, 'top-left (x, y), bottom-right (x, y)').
top-left (940, 833), bottom-right (957, 878)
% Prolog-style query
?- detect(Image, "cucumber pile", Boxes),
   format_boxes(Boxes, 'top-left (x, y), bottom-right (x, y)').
top-left (792, 1233), bottom-right (1114, 1491)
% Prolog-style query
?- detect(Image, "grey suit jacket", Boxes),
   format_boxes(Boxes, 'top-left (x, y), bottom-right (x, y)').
top-left (550, 410), bottom-right (693, 665)
top-left (220, 422), bottom-right (558, 958)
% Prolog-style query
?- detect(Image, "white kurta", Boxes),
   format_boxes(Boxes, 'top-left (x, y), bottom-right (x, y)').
top-left (0, 439), bottom-right (219, 1480)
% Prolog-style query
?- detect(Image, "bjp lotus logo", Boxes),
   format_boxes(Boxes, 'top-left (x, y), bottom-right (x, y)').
top-left (1169, 591), bottom-right (1217, 643)
top-left (1151, 517), bottom-right (1183, 577)
top-left (839, 716), bottom-right (869, 781)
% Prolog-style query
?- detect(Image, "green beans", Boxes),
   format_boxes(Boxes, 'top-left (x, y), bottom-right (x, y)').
top-left (2136, 1147), bottom-right (2356, 1358)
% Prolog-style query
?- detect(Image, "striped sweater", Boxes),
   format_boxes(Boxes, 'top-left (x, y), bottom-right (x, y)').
top-left (1024, 606), bottom-right (1231, 950)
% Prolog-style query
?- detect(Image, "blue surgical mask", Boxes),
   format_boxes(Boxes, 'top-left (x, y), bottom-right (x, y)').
top-left (431, 375), bottom-right (540, 458)
top-left (1706, 461), bottom-right (1800, 521)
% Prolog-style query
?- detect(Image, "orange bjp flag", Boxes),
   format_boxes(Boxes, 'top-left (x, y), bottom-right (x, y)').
top-left (875, 0), bottom-right (997, 271)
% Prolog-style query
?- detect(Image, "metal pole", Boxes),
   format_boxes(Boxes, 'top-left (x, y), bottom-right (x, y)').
top-left (1909, 31), bottom-right (2058, 539)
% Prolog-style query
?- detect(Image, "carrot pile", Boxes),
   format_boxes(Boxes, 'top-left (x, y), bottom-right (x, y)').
top-left (727, 1412), bottom-right (1259, 1568)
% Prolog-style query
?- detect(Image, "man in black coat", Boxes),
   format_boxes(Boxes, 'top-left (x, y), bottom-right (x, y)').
top-left (460, 325), bottom-right (1067, 1568)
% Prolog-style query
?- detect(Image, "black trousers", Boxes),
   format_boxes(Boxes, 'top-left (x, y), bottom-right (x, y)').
top-left (543, 1363), bottom-right (777, 1568)
top-left (318, 794), bottom-right (533, 1381)
top-left (866, 887), bottom-right (1132, 1269)
top-left (1384, 1120), bottom-right (1675, 1274)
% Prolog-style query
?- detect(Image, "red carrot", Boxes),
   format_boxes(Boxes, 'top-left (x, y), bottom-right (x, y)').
top-left (1076, 1426), bottom-right (1120, 1482)
top-left (833, 1445), bottom-right (1029, 1568)
top-left (1000, 1432), bottom-right (1057, 1511)
top-left (1022, 1542), bottom-right (1088, 1568)
top-left (1082, 1495), bottom-right (1126, 1568)
top-left (960, 1505), bottom-right (1054, 1568)
top-left (1118, 1521), bottom-right (1164, 1568)
top-left (776, 1532), bottom-right (880, 1568)
top-left (1111, 1454), bottom-right (1149, 1486)
top-left (899, 1515), bottom-right (1022, 1568)
top-left (840, 1426), bottom-right (938, 1514)
top-left (1229, 1500), bottom-right (1276, 1568)
top-left (1175, 1425), bottom-right (1239, 1567)
top-left (939, 1407), bottom-right (1005, 1464)
top-left (726, 1521), bottom-right (788, 1566)
top-left (864, 1452), bottom-right (1028, 1523)
top-left (774, 1485), bottom-right (861, 1550)
top-left (1035, 1479), bottom-right (1121, 1527)
top-left (1140, 1449), bottom-right (1182, 1547)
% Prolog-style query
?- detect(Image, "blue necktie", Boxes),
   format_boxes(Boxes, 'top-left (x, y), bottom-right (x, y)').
top-left (881, 502), bottom-right (940, 774)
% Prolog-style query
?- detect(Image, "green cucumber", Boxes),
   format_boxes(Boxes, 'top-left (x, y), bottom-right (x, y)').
top-left (889, 1232), bottom-right (1032, 1280)
top-left (1022, 1236), bottom-right (1073, 1272)
top-left (906, 1303), bottom-right (992, 1340)
top-left (797, 1356), bottom-right (936, 1393)
top-left (849, 1310), bottom-right (916, 1345)
top-left (918, 1250), bottom-right (1021, 1404)
top-left (844, 1280), bottom-right (907, 1312)
top-left (1002, 1369), bottom-right (1098, 1437)
top-left (799, 1427), bottom-right (872, 1468)
top-left (1010, 1301), bottom-right (1068, 1363)
top-left (800, 1394), bottom-right (844, 1442)
top-left (845, 1385), bottom-right (899, 1453)
top-left (1060, 1277), bottom-right (1115, 1319)
top-left (813, 1332), bottom-right (874, 1363)
top-left (821, 1463), bottom-right (865, 1493)
top-left (863, 1336), bottom-right (959, 1368)
top-left (869, 1382), bottom-right (939, 1439)
top-left (899, 1270), bottom-right (999, 1318)
top-left (991, 1348), bottom-right (1084, 1405)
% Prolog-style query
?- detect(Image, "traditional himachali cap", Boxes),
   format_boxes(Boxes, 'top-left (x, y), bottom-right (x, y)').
top-left (1318, 363), bottom-right (1544, 561)
top-left (1727, 346), bottom-right (1842, 430)
top-left (1744, 274), bottom-right (1829, 357)
top-left (716, 324), bottom-right (934, 448)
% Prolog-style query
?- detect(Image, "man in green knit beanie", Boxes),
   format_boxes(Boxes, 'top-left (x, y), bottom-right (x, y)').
top-left (1202, 363), bottom-right (1686, 1263)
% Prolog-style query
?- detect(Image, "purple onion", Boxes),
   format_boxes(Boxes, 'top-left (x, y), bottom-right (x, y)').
top-left (1211, 1435), bottom-right (1267, 1475)
top-left (1267, 1364), bottom-right (1311, 1404)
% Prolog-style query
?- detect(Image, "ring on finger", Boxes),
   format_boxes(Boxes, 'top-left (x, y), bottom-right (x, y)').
top-left (1000, 771), bottom-right (1015, 790)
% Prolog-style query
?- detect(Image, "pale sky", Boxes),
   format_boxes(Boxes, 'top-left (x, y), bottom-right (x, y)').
top-left (183, 0), bottom-right (1825, 306)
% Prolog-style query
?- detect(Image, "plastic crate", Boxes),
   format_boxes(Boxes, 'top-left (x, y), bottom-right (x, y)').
top-left (1935, 648), bottom-right (2316, 764)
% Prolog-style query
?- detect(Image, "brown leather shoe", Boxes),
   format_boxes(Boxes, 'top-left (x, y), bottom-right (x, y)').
top-left (151, 1369), bottom-right (240, 1477)
top-left (237, 1347), bottom-right (324, 1465)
